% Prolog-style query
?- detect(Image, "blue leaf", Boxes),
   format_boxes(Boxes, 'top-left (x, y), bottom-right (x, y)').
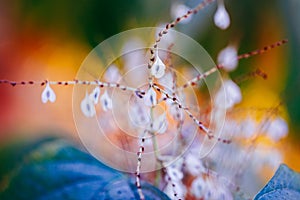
top-left (254, 164), bottom-right (300, 200)
top-left (0, 137), bottom-right (170, 200)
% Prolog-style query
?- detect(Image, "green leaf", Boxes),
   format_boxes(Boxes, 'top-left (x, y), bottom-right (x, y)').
top-left (254, 164), bottom-right (300, 200)
top-left (0, 137), bottom-right (170, 200)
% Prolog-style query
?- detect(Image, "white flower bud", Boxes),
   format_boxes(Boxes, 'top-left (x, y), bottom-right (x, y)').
top-left (214, 2), bottom-right (230, 30)
top-left (191, 177), bottom-right (206, 198)
top-left (89, 86), bottom-right (101, 104)
top-left (266, 117), bottom-right (288, 141)
top-left (215, 79), bottom-right (242, 109)
top-left (81, 92), bottom-right (96, 117)
top-left (217, 45), bottom-right (238, 71)
top-left (165, 166), bottom-right (184, 181)
top-left (184, 153), bottom-right (206, 176)
top-left (100, 90), bottom-right (112, 111)
top-left (144, 87), bottom-right (157, 107)
top-left (41, 82), bottom-right (56, 103)
top-left (151, 52), bottom-right (166, 79)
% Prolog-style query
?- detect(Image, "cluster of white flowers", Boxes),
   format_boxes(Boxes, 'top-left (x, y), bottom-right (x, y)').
top-left (161, 151), bottom-right (235, 200)
top-left (34, 0), bottom-right (290, 199)
top-left (79, 87), bottom-right (112, 117)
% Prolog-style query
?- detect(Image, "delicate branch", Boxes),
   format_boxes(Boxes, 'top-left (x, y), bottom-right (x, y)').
top-left (179, 39), bottom-right (288, 89)
top-left (152, 83), bottom-right (232, 143)
top-left (135, 132), bottom-right (147, 200)
top-left (181, 66), bottom-right (220, 89)
top-left (237, 39), bottom-right (288, 60)
top-left (0, 79), bottom-right (144, 95)
top-left (234, 68), bottom-right (268, 84)
top-left (148, 0), bottom-right (216, 69)
top-left (152, 83), bottom-right (209, 133)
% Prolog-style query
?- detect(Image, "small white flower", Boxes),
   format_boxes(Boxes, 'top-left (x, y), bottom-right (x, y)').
top-left (144, 87), bottom-right (157, 107)
top-left (151, 51), bottom-right (166, 79)
top-left (214, 1), bottom-right (230, 30)
top-left (89, 86), bottom-right (101, 104)
top-left (217, 45), bottom-right (238, 71)
top-left (100, 90), bottom-right (113, 111)
top-left (152, 113), bottom-right (168, 134)
top-left (41, 82), bottom-right (56, 103)
top-left (81, 92), bottom-right (96, 117)
top-left (215, 79), bottom-right (242, 109)
top-left (265, 117), bottom-right (288, 141)
top-left (184, 153), bottom-right (206, 176)
top-left (104, 65), bottom-right (121, 82)
top-left (170, 157), bottom-right (184, 170)
top-left (165, 165), bottom-right (184, 181)
top-left (191, 176), bottom-right (206, 199)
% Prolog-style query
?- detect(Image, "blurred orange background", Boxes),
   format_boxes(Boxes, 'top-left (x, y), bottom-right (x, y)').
top-left (0, 0), bottom-right (299, 171)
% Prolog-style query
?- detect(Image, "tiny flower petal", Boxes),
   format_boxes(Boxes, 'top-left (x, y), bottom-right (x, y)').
top-left (144, 87), bottom-right (157, 107)
top-left (185, 153), bottom-right (206, 176)
top-left (100, 90), bottom-right (113, 112)
top-left (215, 79), bottom-right (242, 109)
top-left (81, 92), bottom-right (96, 117)
top-left (214, 2), bottom-right (230, 30)
top-left (266, 117), bottom-right (288, 141)
top-left (191, 177), bottom-right (206, 198)
top-left (41, 82), bottom-right (56, 103)
top-left (89, 86), bottom-right (101, 104)
top-left (165, 166), bottom-right (184, 181)
top-left (217, 45), bottom-right (238, 71)
top-left (151, 52), bottom-right (166, 79)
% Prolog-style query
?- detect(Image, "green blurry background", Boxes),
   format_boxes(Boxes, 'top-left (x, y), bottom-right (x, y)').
top-left (0, 0), bottom-right (299, 169)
